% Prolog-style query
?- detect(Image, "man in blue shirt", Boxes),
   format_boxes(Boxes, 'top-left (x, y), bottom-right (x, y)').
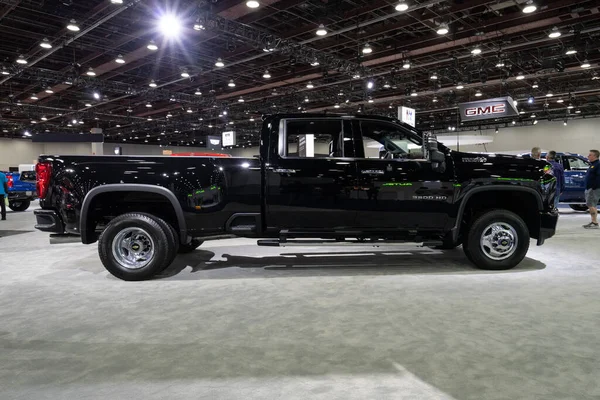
top-left (0, 171), bottom-right (7, 220)
top-left (583, 149), bottom-right (600, 229)
top-left (546, 151), bottom-right (565, 209)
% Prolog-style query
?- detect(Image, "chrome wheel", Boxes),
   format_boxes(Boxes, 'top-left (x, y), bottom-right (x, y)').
top-left (479, 222), bottom-right (518, 261)
top-left (111, 227), bottom-right (155, 270)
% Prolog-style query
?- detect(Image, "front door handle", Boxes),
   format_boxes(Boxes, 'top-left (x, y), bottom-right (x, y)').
top-left (273, 168), bottom-right (297, 174)
top-left (361, 169), bottom-right (384, 175)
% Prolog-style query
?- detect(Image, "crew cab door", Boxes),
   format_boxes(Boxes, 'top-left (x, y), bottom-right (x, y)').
top-left (562, 155), bottom-right (589, 203)
top-left (264, 118), bottom-right (357, 230)
top-left (352, 120), bottom-right (455, 230)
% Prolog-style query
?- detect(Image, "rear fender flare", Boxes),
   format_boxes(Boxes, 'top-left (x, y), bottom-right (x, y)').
top-left (80, 184), bottom-right (187, 244)
top-left (451, 185), bottom-right (544, 242)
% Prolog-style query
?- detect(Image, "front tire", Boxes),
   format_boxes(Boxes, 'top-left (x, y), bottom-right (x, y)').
top-left (98, 213), bottom-right (175, 281)
top-left (463, 210), bottom-right (529, 270)
top-left (8, 200), bottom-right (30, 212)
top-left (570, 204), bottom-right (588, 212)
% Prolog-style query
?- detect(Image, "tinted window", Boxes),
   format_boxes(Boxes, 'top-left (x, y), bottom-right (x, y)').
top-left (359, 121), bottom-right (423, 160)
top-left (566, 156), bottom-right (589, 170)
top-left (284, 120), bottom-right (344, 158)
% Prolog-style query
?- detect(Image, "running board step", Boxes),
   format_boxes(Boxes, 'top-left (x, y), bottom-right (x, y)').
top-left (257, 239), bottom-right (440, 247)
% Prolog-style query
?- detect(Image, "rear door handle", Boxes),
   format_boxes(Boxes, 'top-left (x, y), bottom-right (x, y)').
top-left (273, 168), bottom-right (297, 173)
top-left (361, 169), bottom-right (384, 175)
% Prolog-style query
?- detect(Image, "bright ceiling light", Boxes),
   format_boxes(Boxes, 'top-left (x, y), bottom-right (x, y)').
top-left (362, 43), bottom-right (372, 54)
top-left (315, 24), bottom-right (327, 36)
top-left (115, 54), bottom-right (125, 64)
top-left (111, 0), bottom-right (123, 3)
top-left (228, 79), bottom-right (236, 87)
top-left (436, 23), bottom-right (449, 35)
top-left (532, 81), bottom-right (539, 88)
top-left (215, 58), bottom-right (225, 68)
top-left (159, 14), bottom-right (181, 37)
top-left (40, 38), bottom-right (52, 49)
top-left (581, 59), bottom-right (591, 68)
top-left (304, 96), bottom-right (310, 103)
top-left (93, 92), bottom-right (100, 100)
top-left (187, 108), bottom-right (193, 113)
top-left (85, 102), bottom-right (92, 107)
top-left (567, 103), bottom-right (574, 109)
top-left (45, 87), bottom-right (54, 94)
top-left (1, 66), bottom-right (9, 75)
top-left (522, 1), bottom-right (537, 14)
top-left (194, 89), bottom-right (202, 95)
top-left (41, 116), bottom-right (47, 121)
top-left (146, 102), bottom-right (152, 108)
top-left (556, 99), bottom-right (564, 103)
top-left (166, 112), bottom-right (172, 118)
top-left (410, 89), bottom-right (417, 97)
top-left (310, 59), bottom-right (320, 66)
top-left (334, 103), bottom-right (340, 108)
top-left (516, 73), bottom-right (525, 80)
top-left (383, 81), bottom-right (391, 89)
top-left (306, 81), bottom-right (314, 89)
top-left (86, 67), bottom-right (96, 76)
top-left (575, 109), bottom-right (581, 114)
top-left (471, 47), bottom-right (482, 55)
top-left (402, 59), bottom-right (411, 69)
top-left (548, 27), bottom-right (561, 38)
top-left (496, 60), bottom-right (505, 68)
top-left (263, 70), bottom-right (271, 79)
top-left (395, 0), bottom-right (409, 11)
top-left (238, 97), bottom-right (245, 103)
top-left (546, 91), bottom-right (553, 97)
top-left (353, 73), bottom-right (361, 79)
top-left (368, 97), bottom-right (374, 103)
top-left (246, 0), bottom-right (259, 8)
top-left (456, 83), bottom-right (464, 90)
top-left (149, 79), bottom-right (157, 88)
top-left (430, 72), bottom-right (438, 80)
top-left (366, 80), bottom-right (374, 90)
top-left (16, 55), bottom-right (27, 64)
top-left (533, 120), bottom-right (538, 125)
top-left (67, 19), bottom-right (80, 31)
top-left (181, 69), bottom-right (190, 78)
top-left (147, 40), bottom-right (158, 51)
top-left (193, 22), bottom-right (205, 31)
top-left (30, 94), bottom-right (38, 100)
top-left (565, 47), bottom-right (577, 55)
top-left (432, 96), bottom-right (438, 103)
top-left (475, 89), bottom-right (482, 97)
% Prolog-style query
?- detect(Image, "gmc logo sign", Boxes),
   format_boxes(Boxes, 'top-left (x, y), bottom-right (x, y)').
top-left (464, 104), bottom-right (505, 117)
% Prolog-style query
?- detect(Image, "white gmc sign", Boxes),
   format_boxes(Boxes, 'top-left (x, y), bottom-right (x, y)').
top-left (458, 97), bottom-right (518, 122)
top-left (464, 104), bottom-right (505, 117)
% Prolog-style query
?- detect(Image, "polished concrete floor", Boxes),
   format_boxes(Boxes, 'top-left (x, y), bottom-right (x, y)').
top-left (1, 203), bottom-right (599, 400)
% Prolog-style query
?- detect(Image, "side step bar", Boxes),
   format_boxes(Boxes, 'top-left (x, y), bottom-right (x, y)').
top-left (49, 234), bottom-right (81, 244)
top-left (257, 239), bottom-right (443, 247)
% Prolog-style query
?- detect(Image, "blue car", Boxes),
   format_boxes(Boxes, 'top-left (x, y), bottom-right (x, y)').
top-left (522, 152), bottom-right (593, 211)
top-left (1, 171), bottom-right (37, 211)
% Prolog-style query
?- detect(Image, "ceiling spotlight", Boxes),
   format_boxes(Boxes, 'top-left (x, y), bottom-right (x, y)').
top-left (456, 82), bottom-right (464, 90)
top-left (228, 79), bottom-right (236, 87)
top-left (305, 81), bottom-right (315, 89)
top-left (368, 97), bottom-right (374, 103)
top-left (581, 59), bottom-right (591, 68)
top-left (86, 67), bottom-right (96, 76)
top-left (215, 58), bottom-right (225, 68)
top-left (432, 96), bottom-right (439, 103)
top-left (527, 96), bottom-right (534, 104)
top-left (166, 112), bottom-right (172, 118)
top-left (546, 91), bottom-right (553, 97)
top-left (410, 89), bottom-right (417, 97)
top-left (159, 14), bottom-right (181, 37)
top-left (66, 19), bottom-right (80, 31)
top-left (115, 54), bottom-right (125, 64)
top-left (515, 73), bottom-right (525, 80)
top-left (362, 43), bottom-right (373, 54)
top-left (567, 103), bottom-right (574, 109)
top-left (366, 80), bottom-right (374, 90)
top-left (1, 66), bottom-right (9, 75)
top-left (533, 119), bottom-right (538, 125)
top-left (30, 94), bottom-right (38, 100)
top-left (40, 38), bottom-right (53, 49)
top-left (522, 0), bottom-right (537, 14)
top-left (263, 70), bottom-right (271, 79)
top-left (353, 73), bottom-right (361, 79)
top-left (563, 120), bottom-right (568, 126)
top-left (532, 81), bottom-right (539, 88)
top-left (186, 108), bottom-right (193, 113)
top-left (45, 87), bottom-right (54, 94)
top-left (383, 81), bottom-right (391, 89)
top-left (395, 0), bottom-right (409, 11)
top-left (495, 128), bottom-right (499, 134)
top-left (512, 120), bottom-right (516, 125)
top-left (126, 107), bottom-right (133, 113)
top-left (475, 89), bottom-right (482, 97)
top-left (334, 103), bottom-right (340, 109)
top-left (16, 55), bottom-right (27, 64)
top-left (310, 59), bottom-right (320, 67)
top-left (556, 99), bottom-right (564, 103)
top-left (193, 21), bottom-right (205, 31)
top-left (111, 0), bottom-right (123, 3)
top-left (40, 116), bottom-right (47, 121)
top-left (548, 27), bottom-right (561, 38)
top-left (149, 79), bottom-right (157, 88)
top-left (246, 0), bottom-right (259, 8)
top-left (436, 23), bottom-right (449, 35)
top-left (93, 92), bottom-right (100, 100)
top-left (430, 72), bottom-right (438, 80)
top-left (402, 59), bottom-right (411, 69)
top-left (471, 47), bottom-right (482, 55)
top-left (180, 69), bottom-right (190, 78)
top-left (530, 113), bottom-right (537, 118)
top-left (238, 97), bottom-right (245, 103)
top-left (565, 47), bottom-right (577, 55)
top-left (85, 102), bottom-right (92, 107)
top-left (304, 96), bottom-right (310, 103)
top-left (194, 89), bottom-right (202, 95)
top-left (147, 40), bottom-right (158, 51)
top-left (592, 72), bottom-right (600, 81)
top-left (315, 24), bottom-right (327, 36)
top-left (496, 60), bottom-right (505, 68)
top-left (145, 102), bottom-right (152, 108)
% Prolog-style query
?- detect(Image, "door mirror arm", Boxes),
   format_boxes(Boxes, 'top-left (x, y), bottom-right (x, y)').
top-left (424, 133), bottom-right (446, 173)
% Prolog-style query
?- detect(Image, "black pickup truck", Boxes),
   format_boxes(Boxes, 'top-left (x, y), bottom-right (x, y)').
top-left (34, 114), bottom-right (558, 280)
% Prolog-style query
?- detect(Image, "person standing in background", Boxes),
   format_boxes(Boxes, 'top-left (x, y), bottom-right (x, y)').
top-left (531, 147), bottom-right (542, 160)
top-left (0, 171), bottom-right (7, 221)
top-left (546, 151), bottom-right (565, 209)
top-left (583, 149), bottom-right (600, 229)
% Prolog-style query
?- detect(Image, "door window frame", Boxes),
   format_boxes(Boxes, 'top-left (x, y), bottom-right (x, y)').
top-left (277, 118), bottom-right (355, 160)
top-left (353, 119), bottom-right (427, 161)
top-left (564, 156), bottom-right (589, 171)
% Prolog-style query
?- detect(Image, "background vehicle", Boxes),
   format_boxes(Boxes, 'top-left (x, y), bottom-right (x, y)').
top-left (1, 171), bottom-right (37, 211)
top-left (34, 114), bottom-right (558, 281)
top-left (522, 152), bottom-right (593, 211)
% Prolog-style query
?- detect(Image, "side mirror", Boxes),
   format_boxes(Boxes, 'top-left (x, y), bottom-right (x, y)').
top-left (424, 133), bottom-right (446, 173)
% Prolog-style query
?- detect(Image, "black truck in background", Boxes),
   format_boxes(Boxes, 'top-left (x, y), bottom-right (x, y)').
top-left (34, 114), bottom-right (559, 281)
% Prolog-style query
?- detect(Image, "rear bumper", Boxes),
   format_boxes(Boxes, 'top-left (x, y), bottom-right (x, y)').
top-left (34, 209), bottom-right (64, 233)
top-left (537, 209), bottom-right (559, 246)
top-left (8, 191), bottom-right (37, 201)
